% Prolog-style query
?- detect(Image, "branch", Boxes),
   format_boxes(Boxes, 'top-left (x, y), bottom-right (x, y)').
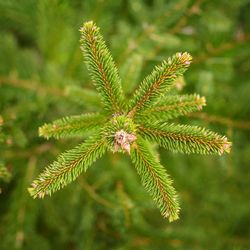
top-left (130, 137), bottom-right (179, 222)
top-left (138, 94), bottom-right (206, 121)
top-left (80, 179), bottom-right (116, 208)
top-left (194, 33), bottom-right (250, 64)
top-left (28, 133), bottom-right (107, 198)
top-left (0, 75), bottom-right (101, 109)
top-left (80, 21), bottom-right (125, 113)
top-left (169, 0), bottom-right (204, 34)
top-left (128, 52), bottom-right (192, 117)
top-left (139, 122), bottom-right (231, 155)
top-left (189, 112), bottom-right (250, 130)
top-left (39, 113), bottom-right (106, 139)
top-left (0, 75), bottom-right (64, 96)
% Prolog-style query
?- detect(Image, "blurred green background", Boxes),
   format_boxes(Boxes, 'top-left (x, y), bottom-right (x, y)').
top-left (0, 0), bottom-right (250, 249)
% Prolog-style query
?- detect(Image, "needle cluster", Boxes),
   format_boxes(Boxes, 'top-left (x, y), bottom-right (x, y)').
top-left (29, 21), bottom-right (231, 222)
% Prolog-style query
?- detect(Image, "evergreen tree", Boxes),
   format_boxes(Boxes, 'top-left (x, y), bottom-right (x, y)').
top-left (0, 1), bottom-right (250, 249)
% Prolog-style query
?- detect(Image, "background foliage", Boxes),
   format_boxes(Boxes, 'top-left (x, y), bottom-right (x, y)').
top-left (0, 0), bottom-right (250, 249)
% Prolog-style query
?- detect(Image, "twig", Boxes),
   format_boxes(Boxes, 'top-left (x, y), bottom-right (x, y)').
top-left (4, 143), bottom-right (55, 158)
top-left (116, 181), bottom-right (132, 228)
top-left (15, 157), bottom-right (37, 249)
top-left (80, 179), bottom-right (116, 209)
top-left (194, 33), bottom-right (250, 64)
top-left (117, 0), bottom-right (191, 65)
top-left (169, 0), bottom-right (204, 34)
top-left (0, 75), bottom-right (64, 96)
top-left (189, 112), bottom-right (250, 130)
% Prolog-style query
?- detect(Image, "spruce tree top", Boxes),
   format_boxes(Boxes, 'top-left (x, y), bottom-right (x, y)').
top-left (28, 21), bottom-right (231, 222)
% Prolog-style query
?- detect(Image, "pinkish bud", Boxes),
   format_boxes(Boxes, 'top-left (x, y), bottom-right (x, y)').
top-left (222, 142), bottom-right (231, 153)
top-left (127, 134), bottom-right (137, 143)
top-left (122, 143), bottom-right (131, 154)
top-left (114, 130), bottom-right (137, 154)
top-left (115, 130), bottom-right (127, 144)
top-left (219, 140), bottom-right (231, 154)
top-left (114, 143), bottom-right (119, 152)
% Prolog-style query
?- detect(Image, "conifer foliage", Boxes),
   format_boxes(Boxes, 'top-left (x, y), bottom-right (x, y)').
top-left (29, 21), bottom-right (231, 222)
